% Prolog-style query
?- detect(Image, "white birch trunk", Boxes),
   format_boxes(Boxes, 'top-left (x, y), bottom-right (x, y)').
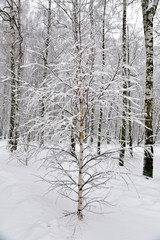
top-left (119, 0), bottom-right (127, 166)
top-left (8, 0), bottom-right (17, 151)
top-left (142, 0), bottom-right (159, 177)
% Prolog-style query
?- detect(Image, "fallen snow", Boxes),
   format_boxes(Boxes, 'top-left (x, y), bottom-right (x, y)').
top-left (0, 140), bottom-right (160, 240)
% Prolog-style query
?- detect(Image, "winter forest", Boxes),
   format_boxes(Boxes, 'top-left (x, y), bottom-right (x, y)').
top-left (0, 0), bottom-right (160, 239)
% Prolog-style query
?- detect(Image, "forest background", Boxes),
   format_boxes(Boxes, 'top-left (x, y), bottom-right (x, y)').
top-left (0, 0), bottom-right (160, 220)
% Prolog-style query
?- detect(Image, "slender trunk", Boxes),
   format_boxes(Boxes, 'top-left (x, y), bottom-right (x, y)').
top-left (97, 0), bottom-right (106, 155)
top-left (106, 104), bottom-right (113, 144)
top-left (127, 27), bottom-right (133, 156)
top-left (128, 94), bottom-right (133, 156)
top-left (8, 1), bottom-right (17, 151)
top-left (71, 117), bottom-right (76, 154)
top-left (15, 0), bottom-right (23, 146)
top-left (119, 0), bottom-right (127, 166)
top-left (142, 0), bottom-right (159, 177)
top-left (85, 115), bottom-right (89, 143)
top-left (114, 106), bottom-right (119, 139)
top-left (1, 84), bottom-right (8, 139)
top-left (72, 0), bottom-right (84, 220)
top-left (97, 105), bottom-right (103, 155)
top-left (70, 0), bottom-right (78, 154)
top-left (77, 97), bottom-right (84, 220)
top-left (84, 0), bottom-right (95, 144)
top-left (90, 106), bottom-right (94, 143)
top-left (89, 0), bottom-right (95, 144)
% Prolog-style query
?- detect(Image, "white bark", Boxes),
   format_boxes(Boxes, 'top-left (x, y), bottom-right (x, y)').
top-left (142, 0), bottom-right (159, 177)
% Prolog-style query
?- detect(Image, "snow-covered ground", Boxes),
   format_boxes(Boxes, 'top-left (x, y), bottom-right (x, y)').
top-left (0, 140), bottom-right (160, 240)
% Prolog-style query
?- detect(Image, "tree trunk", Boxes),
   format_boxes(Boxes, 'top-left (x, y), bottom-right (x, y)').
top-left (89, 0), bottom-right (95, 145)
top-left (127, 27), bottom-right (133, 156)
top-left (71, 117), bottom-right (76, 154)
top-left (15, 0), bottom-right (23, 147)
top-left (119, 0), bottom-right (127, 166)
top-left (142, 0), bottom-right (159, 178)
top-left (72, 0), bottom-right (84, 220)
top-left (77, 97), bottom-right (84, 220)
top-left (8, 1), bottom-right (17, 152)
top-left (97, 0), bottom-right (106, 155)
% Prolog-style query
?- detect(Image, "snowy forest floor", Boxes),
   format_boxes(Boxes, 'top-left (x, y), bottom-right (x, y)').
top-left (0, 140), bottom-right (160, 240)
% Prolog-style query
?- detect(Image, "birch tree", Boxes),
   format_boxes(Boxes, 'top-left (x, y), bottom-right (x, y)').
top-left (26, 0), bottom-right (121, 220)
top-left (0, 0), bottom-right (23, 151)
top-left (8, 0), bottom-right (18, 151)
top-left (119, 0), bottom-right (127, 166)
top-left (16, 0), bottom-right (23, 142)
top-left (142, 0), bottom-right (159, 177)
